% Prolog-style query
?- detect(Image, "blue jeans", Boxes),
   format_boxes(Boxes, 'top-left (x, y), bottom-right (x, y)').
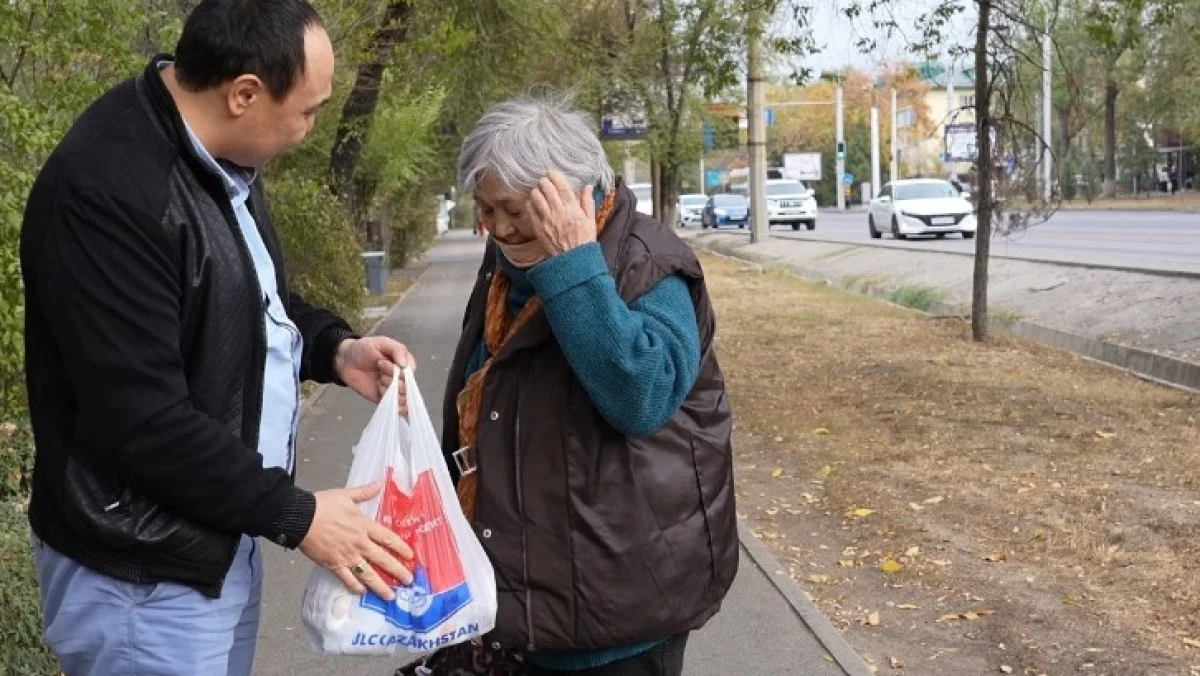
top-left (33, 534), bottom-right (263, 676)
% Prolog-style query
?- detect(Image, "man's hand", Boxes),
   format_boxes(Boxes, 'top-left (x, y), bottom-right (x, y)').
top-left (528, 170), bottom-right (596, 257)
top-left (300, 483), bottom-right (415, 600)
top-left (335, 336), bottom-right (413, 414)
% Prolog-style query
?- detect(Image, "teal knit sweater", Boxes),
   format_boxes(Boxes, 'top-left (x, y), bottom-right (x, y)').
top-left (465, 242), bottom-right (701, 670)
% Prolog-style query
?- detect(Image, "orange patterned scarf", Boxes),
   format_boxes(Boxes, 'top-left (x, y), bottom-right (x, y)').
top-left (455, 189), bottom-right (617, 522)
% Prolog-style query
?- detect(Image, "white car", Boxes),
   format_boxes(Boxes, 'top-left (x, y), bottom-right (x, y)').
top-left (629, 183), bottom-right (654, 216)
top-left (868, 179), bottom-right (977, 240)
top-left (765, 179), bottom-right (818, 230)
top-left (677, 193), bottom-right (706, 227)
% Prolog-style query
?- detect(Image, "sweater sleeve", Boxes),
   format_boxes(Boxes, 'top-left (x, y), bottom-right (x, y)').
top-left (527, 242), bottom-right (701, 438)
top-left (33, 185), bottom-right (315, 547)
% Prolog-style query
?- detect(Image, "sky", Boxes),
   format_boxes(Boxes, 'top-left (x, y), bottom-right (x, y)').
top-left (782, 0), bottom-right (978, 77)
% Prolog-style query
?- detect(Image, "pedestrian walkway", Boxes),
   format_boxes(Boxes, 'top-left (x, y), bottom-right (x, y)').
top-left (254, 230), bottom-right (870, 676)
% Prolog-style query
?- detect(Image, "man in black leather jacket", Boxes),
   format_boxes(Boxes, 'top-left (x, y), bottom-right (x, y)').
top-left (20, 1), bottom-right (415, 673)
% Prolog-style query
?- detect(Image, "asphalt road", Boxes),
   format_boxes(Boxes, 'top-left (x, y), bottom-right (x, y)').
top-left (724, 209), bottom-right (1200, 273)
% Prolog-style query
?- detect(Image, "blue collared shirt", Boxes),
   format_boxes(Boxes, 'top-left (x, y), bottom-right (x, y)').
top-left (180, 122), bottom-right (303, 473)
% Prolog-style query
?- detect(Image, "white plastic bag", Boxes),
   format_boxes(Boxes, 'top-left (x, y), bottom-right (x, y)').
top-left (301, 366), bottom-right (497, 662)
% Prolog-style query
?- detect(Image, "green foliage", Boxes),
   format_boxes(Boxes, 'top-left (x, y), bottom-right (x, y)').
top-left (266, 175), bottom-right (363, 325)
top-left (889, 284), bottom-right (950, 312)
top-left (0, 420), bottom-right (57, 674)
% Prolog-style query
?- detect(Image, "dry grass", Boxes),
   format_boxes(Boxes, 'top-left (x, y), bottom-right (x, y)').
top-left (702, 251), bottom-right (1200, 674)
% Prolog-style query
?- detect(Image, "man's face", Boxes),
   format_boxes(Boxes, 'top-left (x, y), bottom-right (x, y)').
top-left (227, 25), bottom-right (334, 168)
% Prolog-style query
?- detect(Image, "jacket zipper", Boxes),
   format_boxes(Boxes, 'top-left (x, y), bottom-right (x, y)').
top-left (514, 395), bottom-right (535, 650)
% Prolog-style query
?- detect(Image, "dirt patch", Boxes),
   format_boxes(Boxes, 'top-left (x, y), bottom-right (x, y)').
top-left (700, 251), bottom-right (1200, 675)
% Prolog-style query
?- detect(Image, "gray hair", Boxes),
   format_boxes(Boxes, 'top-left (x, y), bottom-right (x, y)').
top-left (457, 94), bottom-right (616, 196)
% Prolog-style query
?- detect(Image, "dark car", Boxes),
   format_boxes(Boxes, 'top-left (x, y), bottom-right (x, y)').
top-left (701, 193), bottom-right (750, 229)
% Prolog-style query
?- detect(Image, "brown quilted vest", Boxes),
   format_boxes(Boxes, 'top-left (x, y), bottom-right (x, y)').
top-left (441, 180), bottom-right (738, 650)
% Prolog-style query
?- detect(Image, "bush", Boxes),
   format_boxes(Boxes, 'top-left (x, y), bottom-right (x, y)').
top-left (266, 174), bottom-right (364, 326)
top-left (0, 422), bottom-right (58, 674)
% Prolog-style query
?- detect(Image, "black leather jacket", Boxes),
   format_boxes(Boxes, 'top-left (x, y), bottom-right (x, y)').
top-left (20, 56), bottom-right (353, 596)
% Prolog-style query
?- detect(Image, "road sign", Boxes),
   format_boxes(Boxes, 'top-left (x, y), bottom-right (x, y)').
top-left (843, 172), bottom-right (855, 186)
top-left (705, 169), bottom-right (723, 188)
top-left (765, 107), bottom-right (775, 126)
top-left (600, 112), bottom-right (648, 140)
top-left (782, 152), bottom-right (821, 181)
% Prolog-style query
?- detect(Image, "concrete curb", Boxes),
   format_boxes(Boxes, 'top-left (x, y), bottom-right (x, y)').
top-left (689, 236), bottom-right (1200, 393)
top-left (297, 265), bottom-right (431, 421)
top-left (737, 523), bottom-right (875, 675)
top-left (687, 230), bottom-right (1200, 280)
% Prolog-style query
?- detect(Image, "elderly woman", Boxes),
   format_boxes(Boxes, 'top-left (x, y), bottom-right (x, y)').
top-left (428, 95), bottom-right (737, 676)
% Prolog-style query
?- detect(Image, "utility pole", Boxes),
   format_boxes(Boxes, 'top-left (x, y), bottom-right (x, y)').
top-left (836, 85), bottom-right (845, 210)
top-left (1042, 28), bottom-right (1053, 200)
top-left (747, 0), bottom-right (768, 243)
top-left (870, 105), bottom-right (881, 199)
top-left (890, 88), bottom-right (899, 182)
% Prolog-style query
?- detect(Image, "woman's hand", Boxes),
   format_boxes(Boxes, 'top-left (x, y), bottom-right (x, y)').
top-left (527, 170), bottom-right (596, 256)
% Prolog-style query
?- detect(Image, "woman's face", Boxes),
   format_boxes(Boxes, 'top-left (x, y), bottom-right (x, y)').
top-left (474, 174), bottom-right (547, 267)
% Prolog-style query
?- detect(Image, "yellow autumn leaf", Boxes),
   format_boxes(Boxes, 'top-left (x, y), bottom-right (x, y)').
top-left (851, 508), bottom-right (876, 518)
top-left (813, 427), bottom-right (831, 436)
top-left (867, 611), bottom-right (881, 626)
top-left (905, 546), bottom-right (920, 557)
top-left (923, 495), bottom-right (945, 505)
top-left (897, 604), bottom-right (920, 610)
top-left (880, 558), bottom-right (903, 573)
top-left (764, 507), bottom-right (780, 516)
top-left (1095, 430), bottom-right (1117, 440)
top-left (818, 465), bottom-right (833, 478)
top-left (771, 467), bottom-right (784, 478)
top-left (908, 502), bottom-right (924, 511)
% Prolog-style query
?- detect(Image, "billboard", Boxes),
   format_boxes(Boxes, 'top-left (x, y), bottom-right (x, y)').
top-left (782, 152), bottom-right (822, 181)
top-left (944, 123), bottom-right (997, 163)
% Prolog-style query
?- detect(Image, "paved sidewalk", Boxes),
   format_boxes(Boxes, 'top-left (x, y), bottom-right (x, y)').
top-left (255, 230), bottom-right (870, 676)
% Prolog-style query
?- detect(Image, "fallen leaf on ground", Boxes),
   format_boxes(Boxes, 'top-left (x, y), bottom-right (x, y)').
top-left (851, 508), bottom-right (876, 518)
top-left (931, 559), bottom-right (952, 566)
top-left (1182, 637), bottom-right (1200, 649)
top-left (984, 553), bottom-right (1008, 563)
top-left (897, 604), bottom-right (920, 610)
top-left (818, 465), bottom-right (833, 478)
top-left (764, 507), bottom-right (779, 516)
top-left (905, 546), bottom-right (921, 557)
top-left (813, 427), bottom-right (831, 436)
top-left (1094, 430), bottom-right (1117, 440)
top-left (908, 502), bottom-right (924, 511)
top-left (867, 611), bottom-right (881, 626)
top-left (808, 574), bottom-right (830, 584)
top-left (937, 609), bottom-right (995, 622)
top-left (880, 558), bottom-right (904, 573)
top-left (890, 656), bottom-right (905, 669)
top-left (1000, 666), bottom-right (1013, 674)
top-left (839, 559), bottom-right (856, 568)
top-left (771, 467), bottom-right (784, 478)
top-left (923, 496), bottom-right (945, 505)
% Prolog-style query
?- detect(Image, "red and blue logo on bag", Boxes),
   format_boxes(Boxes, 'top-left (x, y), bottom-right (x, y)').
top-left (360, 467), bottom-right (473, 633)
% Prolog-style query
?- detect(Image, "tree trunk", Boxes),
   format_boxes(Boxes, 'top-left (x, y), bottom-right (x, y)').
top-left (660, 163), bottom-right (680, 228)
top-left (1102, 77), bottom-right (1118, 198)
top-left (328, 0), bottom-right (412, 215)
top-left (971, 0), bottom-right (992, 343)
top-left (650, 159), bottom-right (662, 221)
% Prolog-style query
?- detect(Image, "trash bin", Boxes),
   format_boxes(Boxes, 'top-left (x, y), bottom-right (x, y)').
top-left (361, 251), bottom-right (387, 296)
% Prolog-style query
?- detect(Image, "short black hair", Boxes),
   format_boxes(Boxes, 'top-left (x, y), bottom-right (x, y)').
top-left (174, 0), bottom-right (323, 101)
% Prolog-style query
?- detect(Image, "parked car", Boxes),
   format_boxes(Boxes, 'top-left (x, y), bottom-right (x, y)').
top-left (630, 182), bottom-right (654, 216)
top-left (677, 193), bottom-right (707, 227)
top-left (868, 179), bottom-right (977, 240)
top-left (765, 179), bottom-right (818, 230)
top-left (701, 193), bottom-right (749, 229)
